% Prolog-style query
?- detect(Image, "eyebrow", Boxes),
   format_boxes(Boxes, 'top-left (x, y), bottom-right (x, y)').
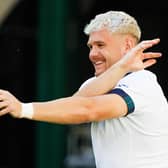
top-left (87, 40), bottom-right (105, 47)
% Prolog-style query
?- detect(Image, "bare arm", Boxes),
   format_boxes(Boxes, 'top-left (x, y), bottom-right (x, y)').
top-left (74, 38), bottom-right (161, 97)
top-left (32, 93), bottom-right (127, 124)
top-left (0, 38), bottom-right (162, 123)
top-left (0, 90), bottom-right (127, 124)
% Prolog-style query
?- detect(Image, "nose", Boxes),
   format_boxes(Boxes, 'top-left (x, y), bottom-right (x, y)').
top-left (89, 47), bottom-right (99, 61)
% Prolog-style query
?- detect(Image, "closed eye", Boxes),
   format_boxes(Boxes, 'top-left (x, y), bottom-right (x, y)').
top-left (97, 42), bottom-right (105, 48)
top-left (87, 41), bottom-right (105, 50)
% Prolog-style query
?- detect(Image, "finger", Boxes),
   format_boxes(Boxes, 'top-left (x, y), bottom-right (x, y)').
top-left (136, 38), bottom-right (160, 52)
top-left (0, 89), bottom-right (6, 94)
top-left (0, 107), bottom-right (10, 116)
top-left (0, 101), bottom-right (8, 109)
top-left (0, 95), bottom-right (6, 101)
top-left (143, 59), bottom-right (157, 69)
top-left (143, 52), bottom-right (162, 59)
top-left (141, 38), bottom-right (160, 45)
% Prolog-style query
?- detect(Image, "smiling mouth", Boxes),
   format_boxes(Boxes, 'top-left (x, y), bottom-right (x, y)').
top-left (94, 61), bottom-right (104, 66)
top-left (93, 61), bottom-right (106, 73)
top-left (93, 62), bottom-right (105, 76)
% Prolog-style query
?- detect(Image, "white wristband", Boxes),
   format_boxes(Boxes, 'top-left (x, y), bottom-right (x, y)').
top-left (20, 103), bottom-right (34, 119)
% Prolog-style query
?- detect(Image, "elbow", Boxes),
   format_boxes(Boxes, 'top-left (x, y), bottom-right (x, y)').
top-left (78, 110), bottom-right (97, 124)
top-left (71, 97), bottom-right (100, 124)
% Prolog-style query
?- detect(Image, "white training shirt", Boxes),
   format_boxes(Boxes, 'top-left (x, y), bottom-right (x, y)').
top-left (81, 70), bottom-right (168, 168)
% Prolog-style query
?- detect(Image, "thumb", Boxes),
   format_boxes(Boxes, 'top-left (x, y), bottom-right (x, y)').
top-left (143, 59), bottom-right (157, 69)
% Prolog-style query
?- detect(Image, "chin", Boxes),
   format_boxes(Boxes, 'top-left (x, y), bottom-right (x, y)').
top-left (95, 71), bottom-right (104, 77)
top-left (94, 66), bottom-right (107, 76)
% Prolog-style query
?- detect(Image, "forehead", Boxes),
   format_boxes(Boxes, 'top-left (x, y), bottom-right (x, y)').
top-left (87, 28), bottom-right (123, 46)
top-left (87, 29), bottom-right (111, 43)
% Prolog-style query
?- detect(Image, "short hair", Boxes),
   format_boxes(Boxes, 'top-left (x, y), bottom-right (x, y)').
top-left (84, 11), bottom-right (141, 42)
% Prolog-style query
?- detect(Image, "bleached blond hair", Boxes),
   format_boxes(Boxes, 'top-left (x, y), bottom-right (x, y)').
top-left (84, 11), bottom-right (141, 42)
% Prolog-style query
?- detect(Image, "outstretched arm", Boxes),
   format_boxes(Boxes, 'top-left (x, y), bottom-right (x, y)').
top-left (0, 38), bottom-right (162, 123)
top-left (74, 38), bottom-right (161, 97)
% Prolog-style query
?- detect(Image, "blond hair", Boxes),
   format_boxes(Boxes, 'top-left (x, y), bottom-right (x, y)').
top-left (84, 11), bottom-right (141, 42)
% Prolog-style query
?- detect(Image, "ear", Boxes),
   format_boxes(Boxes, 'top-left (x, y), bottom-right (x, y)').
top-left (123, 36), bottom-right (135, 55)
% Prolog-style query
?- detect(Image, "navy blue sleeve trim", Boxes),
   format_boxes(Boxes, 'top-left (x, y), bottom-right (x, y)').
top-left (109, 88), bottom-right (135, 115)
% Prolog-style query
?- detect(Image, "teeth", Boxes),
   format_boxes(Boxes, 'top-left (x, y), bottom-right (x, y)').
top-left (95, 61), bottom-right (103, 65)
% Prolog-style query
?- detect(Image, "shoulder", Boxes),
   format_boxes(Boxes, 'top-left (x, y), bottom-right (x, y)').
top-left (117, 70), bottom-right (157, 89)
top-left (113, 69), bottom-right (161, 100)
top-left (123, 70), bottom-right (157, 82)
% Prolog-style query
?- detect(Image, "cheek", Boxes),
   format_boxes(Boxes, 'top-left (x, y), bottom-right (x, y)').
top-left (106, 55), bottom-right (122, 67)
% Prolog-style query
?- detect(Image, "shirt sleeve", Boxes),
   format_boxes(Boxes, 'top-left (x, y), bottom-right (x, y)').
top-left (107, 70), bottom-right (158, 116)
top-left (108, 88), bottom-right (135, 115)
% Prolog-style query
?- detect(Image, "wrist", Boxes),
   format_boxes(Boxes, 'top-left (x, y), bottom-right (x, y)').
top-left (20, 103), bottom-right (34, 119)
top-left (118, 58), bottom-right (131, 74)
top-left (113, 60), bottom-right (130, 75)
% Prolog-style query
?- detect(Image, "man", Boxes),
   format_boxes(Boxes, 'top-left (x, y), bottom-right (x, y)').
top-left (0, 11), bottom-right (166, 168)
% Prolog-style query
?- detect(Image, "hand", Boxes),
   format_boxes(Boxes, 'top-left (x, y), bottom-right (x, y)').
top-left (0, 89), bottom-right (22, 118)
top-left (120, 38), bottom-right (162, 72)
